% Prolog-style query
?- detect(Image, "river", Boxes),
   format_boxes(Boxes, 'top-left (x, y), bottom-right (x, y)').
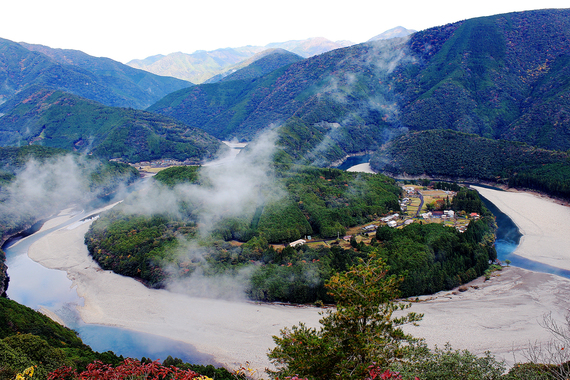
top-left (4, 200), bottom-right (216, 364)
top-left (334, 154), bottom-right (371, 170)
top-left (4, 155), bottom-right (568, 365)
top-left (479, 191), bottom-right (570, 278)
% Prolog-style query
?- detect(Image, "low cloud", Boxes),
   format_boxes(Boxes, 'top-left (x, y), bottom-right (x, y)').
top-left (114, 130), bottom-right (284, 300)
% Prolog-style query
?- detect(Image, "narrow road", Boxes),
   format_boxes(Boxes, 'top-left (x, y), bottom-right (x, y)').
top-left (415, 191), bottom-right (424, 217)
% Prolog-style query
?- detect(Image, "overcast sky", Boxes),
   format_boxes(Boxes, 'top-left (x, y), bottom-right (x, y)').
top-left (1, 0), bottom-right (569, 63)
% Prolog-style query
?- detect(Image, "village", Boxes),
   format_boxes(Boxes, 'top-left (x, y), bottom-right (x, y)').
top-left (288, 183), bottom-right (477, 249)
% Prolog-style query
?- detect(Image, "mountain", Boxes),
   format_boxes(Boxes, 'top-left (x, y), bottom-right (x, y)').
top-left (127, 38), bottom-right (354, 83)
top-left (0, 87), bottom-right (224, 163)
top-left (265, 37), bottom-right (354, 57)
top-left (393, 9), bottom-right (570, 151)
top-left (148, 9), bottom-right (570, 164)
top-left (0, 38), bottom-right (192, 111)
top-left (204, 49), bottom-right (304, 84)
top-left (127, 46), bottom-right (267, 84)
top-left (146, 37), bottom-right (408, 143)
top-left (368, 26), bottom-right (416, 41)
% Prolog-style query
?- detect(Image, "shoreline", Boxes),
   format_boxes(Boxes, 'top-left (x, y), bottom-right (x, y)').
top-left (23, 186), bottom-right (570, 371)
top-left (27, 214), bottom-right (322, 373)
top-left (472, 186), bottom-right (570, 271)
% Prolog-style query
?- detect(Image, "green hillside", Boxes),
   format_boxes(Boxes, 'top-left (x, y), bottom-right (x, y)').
top-left (370, 129), bottom-right (570, 199)
top-left (394, 9), bottom-right (570, 150)
top-left (0, 88), bottom-right (224, 163)
top-left (205, 49), bottom-right (304, 83)
top-left (0, 297), bottom-right (122, 379)
top-left (149, 9), bottom-right (570, 165)
top-left (0, 38), bottom-right (191, 111)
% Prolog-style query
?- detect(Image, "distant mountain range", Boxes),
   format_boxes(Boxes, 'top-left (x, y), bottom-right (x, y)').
top-left (126, 37), bottom-right (356, 83)
top-left (204, 49), bottom-right (305, 84)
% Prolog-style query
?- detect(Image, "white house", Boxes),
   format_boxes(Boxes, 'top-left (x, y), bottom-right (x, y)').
top-left (289, 239), bottom-right (306, 247)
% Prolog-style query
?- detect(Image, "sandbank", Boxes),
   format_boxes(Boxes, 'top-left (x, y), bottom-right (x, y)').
top-left (403, 266), bottom-right (570, 365)
top-left (38, 208), bottom-right (78, 232)
top-left (472, 186), bottom-right (570, 271)
top-left (27, 215), bottom-right (322, 373)
top-left (346, 163), bottom-right (375, 174)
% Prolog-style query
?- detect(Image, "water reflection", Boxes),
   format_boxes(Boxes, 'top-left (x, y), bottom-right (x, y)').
top-left (5, 210), bottom-right (87, 310)
top-left (479, 192), bottom-right (570, 279)
top-left (76, 324), bottom-right (217, 364)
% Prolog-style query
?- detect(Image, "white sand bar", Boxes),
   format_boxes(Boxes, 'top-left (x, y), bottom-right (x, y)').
top-left (404, 267), bottom-right (570, 365)
top-left (28, 214), bottom-right (321, 373)
top-left (347, 163), bottom-right (375, 173)
top-left (473, 186), bottom-right (570, 271)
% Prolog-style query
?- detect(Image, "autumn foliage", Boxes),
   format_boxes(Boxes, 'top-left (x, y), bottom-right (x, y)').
top-left (47, 358), bottom-right (212, 380)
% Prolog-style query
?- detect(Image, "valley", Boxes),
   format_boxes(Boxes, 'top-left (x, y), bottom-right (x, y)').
top-left (1, 6), bottom-right (570, 380)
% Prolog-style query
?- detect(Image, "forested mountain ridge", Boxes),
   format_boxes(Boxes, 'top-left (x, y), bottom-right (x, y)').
top-left (0, 38), bottom-right (192, 111)
top-left (371, 129), bottom-right (569, 177)
top-left (0, 88), bottom-right (224, 163)
top-left (394, 9), bottom-right (570, 150)
top-left (147, 38), bottom-right (404, 141)
top-left (370, 129), bottom-right (570, 200)
top-left (149, 9), bottom-right (570, 162)
top-left (204, 49), bottom-right (304, 84)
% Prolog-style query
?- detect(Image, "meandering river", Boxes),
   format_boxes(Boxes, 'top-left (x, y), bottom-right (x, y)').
top-left (4, 155), bottom-right (570, 366)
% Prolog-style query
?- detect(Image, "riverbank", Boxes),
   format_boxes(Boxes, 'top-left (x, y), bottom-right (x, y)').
top-left (27, 212), bottom-right (322, 373)
top-left (24, 186), bottom-right (570, 372)
top-left (472, 186), bottom-right (570, 271)
top-left (403, 186), bottom-right (570, 365)
top-left (403, 266), bottom-right (570, 365)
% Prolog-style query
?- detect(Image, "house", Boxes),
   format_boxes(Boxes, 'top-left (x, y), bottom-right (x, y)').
top-left (381, 214), bottom-right (400, 223)
top-left (387, 220), bottom-right (398, 228)
top-left (289, 239), bottom-right (306, 247)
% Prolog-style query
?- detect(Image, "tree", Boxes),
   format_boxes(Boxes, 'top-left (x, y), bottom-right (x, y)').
top-left (392, 343), bottom-right (505, 379)
top-left (524, 312), bottom-right (570, 380)
top-left (267, 255), bottom-right (423, 380)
